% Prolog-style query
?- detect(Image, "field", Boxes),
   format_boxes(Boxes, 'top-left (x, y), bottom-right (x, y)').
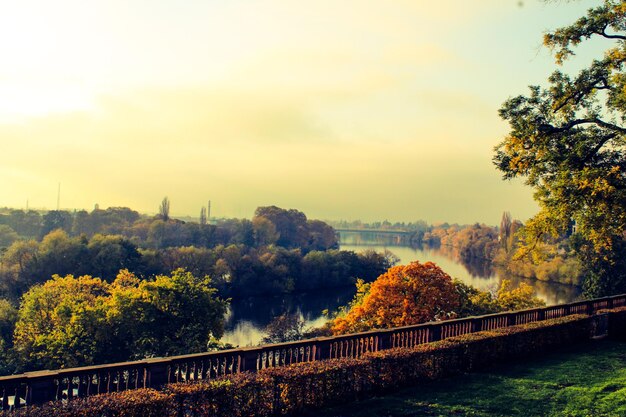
top-left (306, 339), bottom-right (626, 417)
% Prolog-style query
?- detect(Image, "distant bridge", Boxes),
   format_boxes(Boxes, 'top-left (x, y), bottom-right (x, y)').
top-left (335, 228), bottom-right (414, 236)
top-left (335, 228), bottom-right (415, 245)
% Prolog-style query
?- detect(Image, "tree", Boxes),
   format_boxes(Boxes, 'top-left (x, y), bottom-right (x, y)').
top-left (40, 210), bottom-right (72, 238)
top-left (0, 299), bottom-right (17, 374)
top-left (500, 212), bottom-right (513, 252)
top-left (108, 269), bottom-right (228, 358)
top-left (0, 225), bottom-right (19, 249)
top-left (331, 261), bottom-right (460, 335)
top-left (262, 313), bottom-right (306, 344)
top-left (13, 274), bottom-right (111, 370)
top-left (454, 279), bottom-right (545, 317)
top-left (159, 197), bottom-right (170, 221)
top-left (12, 269), bottom-right (228, 371)
top-left (493, 1), bottom-right (626, 296)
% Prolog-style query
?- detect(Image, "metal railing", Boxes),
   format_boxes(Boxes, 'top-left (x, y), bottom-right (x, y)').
top-left (1, 293), bottom-right (625, 410)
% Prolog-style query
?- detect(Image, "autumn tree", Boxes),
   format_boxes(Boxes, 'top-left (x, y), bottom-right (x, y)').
top-left (331, 261), bottom-right (460, 335)
top-left (494, 1), bottom-right (626, 296)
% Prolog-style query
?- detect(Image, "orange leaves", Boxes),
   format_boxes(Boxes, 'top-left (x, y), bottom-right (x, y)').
top-left (331, 261), bottom-right (460, 335)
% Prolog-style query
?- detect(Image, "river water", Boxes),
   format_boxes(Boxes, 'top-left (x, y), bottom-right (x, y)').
top-left (221, 241), bottom-right (582, 347)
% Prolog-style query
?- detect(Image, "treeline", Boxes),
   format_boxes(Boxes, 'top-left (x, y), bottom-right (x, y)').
top-left (0, 205), bottom-right (338, 252)
top-left (0, 229), bottom-right (390, 302)
top-left (422, 216), bottom-right (582, 286)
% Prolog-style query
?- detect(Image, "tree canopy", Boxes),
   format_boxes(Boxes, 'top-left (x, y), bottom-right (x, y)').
top-left (11, 269), bottom-right (227, 371)
top-left (494, 0), bottom-right (626, 296)
top-left (331, 261), bottom-right (460, 334)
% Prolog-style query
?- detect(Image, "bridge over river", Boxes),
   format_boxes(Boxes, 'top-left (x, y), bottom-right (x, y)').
top-left (335, 228), bottom-right (416, 246)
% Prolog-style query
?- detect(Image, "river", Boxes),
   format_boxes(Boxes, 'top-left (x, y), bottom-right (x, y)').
top-left (221, 241), bottom-right (582, 347)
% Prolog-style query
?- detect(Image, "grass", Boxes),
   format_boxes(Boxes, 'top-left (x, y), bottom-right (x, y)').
top-left (303, 339), bottom-right (626, 417)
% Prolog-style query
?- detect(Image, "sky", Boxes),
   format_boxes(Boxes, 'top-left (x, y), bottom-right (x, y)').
top-left (0, 0), bottom-right (603, 225)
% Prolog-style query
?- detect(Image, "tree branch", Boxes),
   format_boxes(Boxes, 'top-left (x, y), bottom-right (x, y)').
top-left (582, 133), bottom-right (618, 164)
top-left (600, 28), bottom-right (626, 41)
top-left (539, 118), bottom-right (626, 135)
top-left (552, 74), bottom-right (611, 114)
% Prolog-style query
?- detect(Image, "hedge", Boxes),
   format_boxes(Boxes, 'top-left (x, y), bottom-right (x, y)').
top-left (2, 313), bottom-right (600, 417)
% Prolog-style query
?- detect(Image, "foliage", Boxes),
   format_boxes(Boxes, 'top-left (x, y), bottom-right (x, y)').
top-left (0, 234), bottom-right (391, 302)
top-left (253, 206), bottom-right (338, 251)
top-left (0, 225), bottom-right (18, 249)
top-left (262, 313), bottom-right (306, 344)
top-left (108, 268), bottom-right (228, 358)
top-left (493, 1), bottom-right (626, 296)
top-left (5, 388), bottom-right (173, 417)
top-left (0, 298), bottom-right (17, 374)
top-left (455, 279), bottom-right (545, 316)
top-left (11, 269), bottom-right (227, 371)
top-left (331, 262), bottom-right (460, 334)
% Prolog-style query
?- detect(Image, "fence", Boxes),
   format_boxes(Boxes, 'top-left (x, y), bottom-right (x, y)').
top-left (1, 293), bottom-right (625, 410)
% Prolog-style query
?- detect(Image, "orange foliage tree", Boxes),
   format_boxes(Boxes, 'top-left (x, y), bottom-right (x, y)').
top-left (331, 261), bottom-right (460, 335)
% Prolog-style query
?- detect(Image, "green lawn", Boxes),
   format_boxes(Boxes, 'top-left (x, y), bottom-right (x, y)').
top-left (303, 340), bottom-right (626, 417)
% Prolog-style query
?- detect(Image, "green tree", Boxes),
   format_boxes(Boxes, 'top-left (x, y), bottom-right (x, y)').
top-left (0, 225), bottom-right (19, 249)
top-left (13, 274), bottom-right (111, 370)
top-left (262, 313), bottom-right (306, 344)
top-left (108, 269), bottom-right (228, 358)
top-left (12, 269), bottom-right (228, 371)
top-left (0, 299), bottom-right (18, 374)
top-left (494, 1), bottom-right (626, 296)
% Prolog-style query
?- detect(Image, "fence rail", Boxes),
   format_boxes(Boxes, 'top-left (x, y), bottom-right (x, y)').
top-left (2, 293), bottom-right (625, 410)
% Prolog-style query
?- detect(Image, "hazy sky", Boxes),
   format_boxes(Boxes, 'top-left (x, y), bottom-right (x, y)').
top-left (0, 0), bottom-right (601, 224)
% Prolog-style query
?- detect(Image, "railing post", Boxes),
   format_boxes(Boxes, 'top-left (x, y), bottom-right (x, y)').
top-left (378, 330), bottom-right (392, 350)
top-left (1, 389), bottom-right (8, 410)
top-left (316, 339), bottom-right (332, 360)
top-left (25, 371), bottom-right (58, 405)
top-left (470, 318), bottom-right (481, 333)
top-left (430, 324), bottom-right (442, 342)
top-left (537, 309), bottom-right (545, 321)
top-left (241, 348), bottom-right (259, 372)
top-left (508, 313), bottom-right (516, 327)
top-left (145, 359), bottom-right (170, 389)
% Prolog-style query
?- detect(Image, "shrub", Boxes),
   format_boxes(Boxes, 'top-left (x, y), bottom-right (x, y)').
top-left (4, 389), bottom-right (172, 417)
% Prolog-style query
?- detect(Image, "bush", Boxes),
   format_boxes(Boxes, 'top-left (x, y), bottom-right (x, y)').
top-left (4, 389), bottom-right (172, 417)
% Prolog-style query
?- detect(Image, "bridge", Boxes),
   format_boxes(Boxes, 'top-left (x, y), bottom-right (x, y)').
top-left (335, 228), bottom-right (416, 245)
top-left (1, 293), bottom-right (624, 410)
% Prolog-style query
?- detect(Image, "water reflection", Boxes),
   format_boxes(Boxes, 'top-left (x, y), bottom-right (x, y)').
top-left (222, 288), bottom-right (354, 346)
top-left (222, 240), bottom-right (583, 346)
top-left (340, 242), bottom-right (582, 305)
